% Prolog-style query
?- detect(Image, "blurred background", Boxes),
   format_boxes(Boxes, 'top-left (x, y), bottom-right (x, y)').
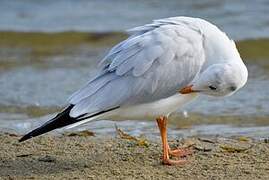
top-left (0, 0), bottom-right (269, 139)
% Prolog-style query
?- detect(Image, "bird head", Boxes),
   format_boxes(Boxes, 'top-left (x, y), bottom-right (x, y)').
top-left (179, 63), bottom-right (248, 97)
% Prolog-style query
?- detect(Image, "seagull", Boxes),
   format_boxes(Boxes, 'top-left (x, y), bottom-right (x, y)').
top-left (19, 16), bottom-right (248, 165)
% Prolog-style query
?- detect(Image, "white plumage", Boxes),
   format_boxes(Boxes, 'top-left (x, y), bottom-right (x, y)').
top-left (66, 16), bottom-right (248, 128)
top-left (20, 17), bottom-right (248, 163)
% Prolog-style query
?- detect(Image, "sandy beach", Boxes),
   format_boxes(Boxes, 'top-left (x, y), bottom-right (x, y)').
top-left (1, 1), bottom-right (269, 180)
top-left (0, 132), bottom-right (268, 180)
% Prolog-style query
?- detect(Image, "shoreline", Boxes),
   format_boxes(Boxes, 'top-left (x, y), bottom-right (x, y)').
top-left (0, 132), bottom-right (268, 179)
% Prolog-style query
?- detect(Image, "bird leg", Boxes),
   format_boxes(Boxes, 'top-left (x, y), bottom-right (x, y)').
top-left (156, 116), bottom-right (192, 165)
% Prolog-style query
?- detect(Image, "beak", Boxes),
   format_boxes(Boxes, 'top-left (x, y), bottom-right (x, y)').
top-left (179, 85), bottom-right (200, 94)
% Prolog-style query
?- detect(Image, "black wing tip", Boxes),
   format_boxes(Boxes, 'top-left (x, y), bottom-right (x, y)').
top-left (19, 134), bottom-right (33, 142)
top-left (19, 104), bottom-right (74, 142)
top-left (18, 105), bottom-right (75, 143)
top-left (18, 105), bottom-right (119, 143)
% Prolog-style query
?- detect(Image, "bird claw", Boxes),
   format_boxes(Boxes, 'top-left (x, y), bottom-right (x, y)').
top-left (169, 147), bottom-right (193, 157)
top-left (161, 147), bottom-right (192, 165)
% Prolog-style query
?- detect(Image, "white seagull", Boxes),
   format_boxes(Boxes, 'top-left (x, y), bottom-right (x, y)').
top-left (20, 17), bottom-right (248, 165)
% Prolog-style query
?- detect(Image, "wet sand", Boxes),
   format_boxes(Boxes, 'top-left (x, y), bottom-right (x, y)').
top-left (0, 132), bottom-right (268, 180)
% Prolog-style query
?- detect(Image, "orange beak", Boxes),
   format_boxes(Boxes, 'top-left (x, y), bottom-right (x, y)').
top-left (179, 85), bottom-right (199, 94)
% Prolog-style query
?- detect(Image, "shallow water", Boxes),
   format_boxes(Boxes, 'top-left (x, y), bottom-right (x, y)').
top-left (0, 1), bottom-right (269, 139)
top-left (1, 0), bottom-right (269, 40)
top-left (0, 32), bottom-right (269, 138)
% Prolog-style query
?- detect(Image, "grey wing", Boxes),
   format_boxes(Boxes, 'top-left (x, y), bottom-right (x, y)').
top-left (68, 19), bottom-right (205, 117)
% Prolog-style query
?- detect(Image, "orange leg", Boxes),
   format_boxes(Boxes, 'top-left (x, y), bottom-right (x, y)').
top-left (156, 116), bottom-right (192, 165)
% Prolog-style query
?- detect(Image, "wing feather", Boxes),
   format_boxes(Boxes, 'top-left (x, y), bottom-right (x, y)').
top-left (69, 17), bottom-right (205, 117)
top-left (133, 45), bottom-right (164, 76)
top-left (108, 44), bottom-right (142, 71)
top-left (68, 73), bottom-right (118, 104)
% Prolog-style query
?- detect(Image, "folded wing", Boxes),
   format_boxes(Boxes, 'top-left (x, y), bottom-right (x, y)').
top-left (68, 18), bottom-right (205, 117)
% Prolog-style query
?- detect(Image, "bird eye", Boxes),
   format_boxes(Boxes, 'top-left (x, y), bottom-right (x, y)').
top-left (229, 86), bottom-right (237, 91)
top-left (209, 85), bottom-right (217, 90)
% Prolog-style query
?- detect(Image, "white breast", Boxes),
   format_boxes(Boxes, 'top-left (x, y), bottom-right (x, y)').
top-left (105, 93), bottom-right (198, 120)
